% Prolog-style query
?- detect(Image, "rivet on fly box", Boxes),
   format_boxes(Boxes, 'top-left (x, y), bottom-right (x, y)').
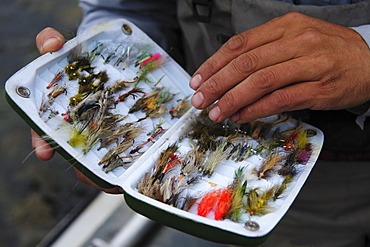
top-left (16, 86), bottom-right (31, 98)
top-left (122, 24), bottom-right (132, 35)
top-left (244, 220), bottom-right (260, 231)
top-left (306, 129), bottom-right (317, 137)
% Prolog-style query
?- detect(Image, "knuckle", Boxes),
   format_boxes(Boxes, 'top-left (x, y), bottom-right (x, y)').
top-left (232, 52), bottom-right (258, 73)
top-left (309, 84), bottom-right (338, 110)
top-left (297, 28), bottom-right (323, 44)
top-left (275, 12), bottom-right (307, 26)
top-left (224, 34), bottom-right (245, 52)
top-left (283, 12), bottom-right (306, 21)
top-left (202, 57), bottom-right (220, 74)
top-left (222, 91), bottom-right (238, 109)
top-left (206, 77), bottom-right (222, 94)
top-left (319, 81), bottom-right (336, 95)
top-left (251, 69), bottom-right (276, 91)
top-left (315, 54), bottom-right (331, 68)
top-left (239, 104), bottom-right (259, 123)
top-left (243, 104), bottom-right (255, 116)
top-left (269, 90), bottom-right (291, 109)
top-left (316, 75), bottom-right (340, 96)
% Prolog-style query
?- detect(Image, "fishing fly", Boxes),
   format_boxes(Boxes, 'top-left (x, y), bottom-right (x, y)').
top-left (47, 71), bottom-right (64, 89)
top-left (135, 110), bottom-right (316, 230)
top-left (32, 29), bottom-right (318, 234)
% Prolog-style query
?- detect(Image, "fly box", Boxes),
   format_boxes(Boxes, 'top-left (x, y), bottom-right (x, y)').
top-left (5, 19), bottom-right (323, 246)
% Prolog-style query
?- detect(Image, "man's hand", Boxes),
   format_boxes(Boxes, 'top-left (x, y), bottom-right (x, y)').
top-left (33, 27), bottom-right (123, 194)
top-left (190, 12), bottom-right (370, 123)
top-left (32, 27), bottom-right (65, 161)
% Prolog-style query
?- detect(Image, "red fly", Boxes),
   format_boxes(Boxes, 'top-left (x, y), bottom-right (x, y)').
top-left (197, 188), bottom-right (232, 220)
top-left (214, 188), bottom-right (232, 220)
top-left (198, 189), bottom-right (220, 217)
top-left (284, 131), bottom-right (299, 151)
top-left (139, 53), bottom-right (161, 67)
top-left (162, 155), bottom-right (181, 174)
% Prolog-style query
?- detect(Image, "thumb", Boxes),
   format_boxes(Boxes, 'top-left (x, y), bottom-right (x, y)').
top-left (35, 27), bottom-right (66, 55)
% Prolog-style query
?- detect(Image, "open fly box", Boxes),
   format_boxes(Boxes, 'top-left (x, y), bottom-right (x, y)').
top-left (5, 19), bottom-right (323, 246)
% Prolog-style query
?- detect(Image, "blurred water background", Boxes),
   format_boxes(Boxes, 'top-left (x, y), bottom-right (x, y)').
top-left (0, 1), bottom-right (99, 246)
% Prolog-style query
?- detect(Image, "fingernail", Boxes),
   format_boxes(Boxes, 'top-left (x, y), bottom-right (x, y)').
top-left (191, 91), bottom-right (204, 108)
top-left (41, 37), bottom-right (63, 53)
top-left (209, 106), bottom-right (220, 121)
top-left (189, 74), bottom-right (202, 90)
top-left (230, 112), bottom-right (240, 123)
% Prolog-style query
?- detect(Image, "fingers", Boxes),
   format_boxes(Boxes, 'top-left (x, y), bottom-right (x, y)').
top-left (31, 129), bottom-right (55, 161)
top-left (31, 28), bottom-right (66, 161)
top-left (33, 28), bottom-right (125, 194)
top-left (189, 12), bottom-right (370, 124)
top-left (230, 82), bottom-right (321, 123)
top-left (189, 15), bottom-right (300, 121)
top-left (36, 27), bottom-right (66, 55)
top-left (207, 54), bottom-right (327, 122)
top-left (190, 16), bottom-right (288, 90)
top-left (190, 34), bottom-right (303, 112)
top-left (73, 168), bottom-right (124, 194)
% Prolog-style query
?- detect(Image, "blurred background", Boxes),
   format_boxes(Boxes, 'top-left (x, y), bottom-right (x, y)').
top-left (0, 1), bottom-right (98, 246)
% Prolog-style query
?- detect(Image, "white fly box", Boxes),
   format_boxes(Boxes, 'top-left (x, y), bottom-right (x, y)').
top-left (5, 19), bottom-right (323, 246)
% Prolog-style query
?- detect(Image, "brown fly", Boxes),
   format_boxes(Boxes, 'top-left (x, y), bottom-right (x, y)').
top-left (170, 96), bottom-right (191, 119)
top-left (115, 87), bottom-right (145, 103)
top-left (257, 152), bottom-right (284, 179)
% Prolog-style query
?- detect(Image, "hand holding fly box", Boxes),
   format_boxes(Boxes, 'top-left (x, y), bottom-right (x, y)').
top-left (5, 19), bottom-right (323, 246)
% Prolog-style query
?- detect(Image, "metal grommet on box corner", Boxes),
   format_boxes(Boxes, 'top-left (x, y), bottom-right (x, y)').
top-left (306, 129), bottom-right (317, 137)
top-left (244, 220), bottom-right (260, 231)
top-left (16, 86), bottom-right (31, 98)
top-left (122, 24), bottom-right (132, 35)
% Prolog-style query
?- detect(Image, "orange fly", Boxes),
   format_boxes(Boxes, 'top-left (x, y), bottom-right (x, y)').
top-left (214, 188), bottom-right (233, 220)
top-left (47, 71), bottom-right (63, 89)
top-left (197, 188), bottom-right (232, 220)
